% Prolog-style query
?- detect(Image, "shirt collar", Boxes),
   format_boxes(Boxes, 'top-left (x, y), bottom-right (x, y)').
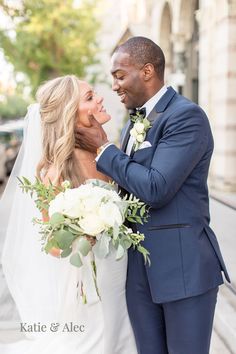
top-left (140, 85), bottom-right (168, 117)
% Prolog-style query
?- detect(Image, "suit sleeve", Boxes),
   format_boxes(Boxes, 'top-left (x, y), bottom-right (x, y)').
top-left (97, 105), bottom-right (210, 208)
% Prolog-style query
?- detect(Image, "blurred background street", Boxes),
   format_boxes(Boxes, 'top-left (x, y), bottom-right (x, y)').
top-left (0, 0), bottom-right (236, 353)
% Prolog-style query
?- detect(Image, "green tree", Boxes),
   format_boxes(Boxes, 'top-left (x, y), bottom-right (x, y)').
top-left (0, 0), bottom-right (101, 92)
top-left (0, 94), bottom-right (29, 119)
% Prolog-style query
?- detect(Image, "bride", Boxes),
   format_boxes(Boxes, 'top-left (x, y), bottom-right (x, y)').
top-left (0, 75), bottom-right (137, 354)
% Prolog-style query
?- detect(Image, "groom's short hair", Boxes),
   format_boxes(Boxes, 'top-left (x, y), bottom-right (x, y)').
top-left (115, 36), bottom-right (165, 81)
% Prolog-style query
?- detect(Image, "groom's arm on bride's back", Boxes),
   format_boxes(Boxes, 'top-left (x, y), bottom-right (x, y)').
top-left (97, 105), bottom-right (211, 208)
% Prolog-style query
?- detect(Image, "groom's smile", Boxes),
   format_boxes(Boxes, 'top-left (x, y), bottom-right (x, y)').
top-left (118, 92), bottom-right (127, 104)
top-left (111, 51), bottom-right (149, 109)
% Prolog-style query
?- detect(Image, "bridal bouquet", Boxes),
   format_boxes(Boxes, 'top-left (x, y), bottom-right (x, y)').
top-left (18, 177), bottom-right (150, 301)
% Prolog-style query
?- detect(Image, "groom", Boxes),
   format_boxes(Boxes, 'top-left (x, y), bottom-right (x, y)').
top-left (76, 36), bottom-right (230, 354)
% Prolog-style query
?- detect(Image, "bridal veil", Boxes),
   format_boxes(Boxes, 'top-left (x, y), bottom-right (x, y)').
top-left (0, 104), bottom-right (68, 328)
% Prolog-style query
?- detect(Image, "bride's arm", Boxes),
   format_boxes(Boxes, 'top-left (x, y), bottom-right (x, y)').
top-left (41, 165), bottom-right (62, 257)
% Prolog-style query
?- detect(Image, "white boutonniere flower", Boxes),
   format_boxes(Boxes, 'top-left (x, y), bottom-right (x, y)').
top-left (130, 112), bottom-right (151, 151)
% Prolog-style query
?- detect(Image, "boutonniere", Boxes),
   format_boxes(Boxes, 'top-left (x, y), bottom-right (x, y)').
top-left (130, 111), bottom-right (151, 151)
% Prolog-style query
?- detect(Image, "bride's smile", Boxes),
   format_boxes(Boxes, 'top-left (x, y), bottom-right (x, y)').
top-left (77, 81), bottom-right (111, 127)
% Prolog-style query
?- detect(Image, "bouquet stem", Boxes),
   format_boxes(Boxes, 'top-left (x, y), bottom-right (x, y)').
top-left (91, 252), bottom-right (101, 301)
top-left (80, 282), bottom-right (87, 304)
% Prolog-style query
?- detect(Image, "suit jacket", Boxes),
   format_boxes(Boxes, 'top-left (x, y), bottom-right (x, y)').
top-left (97, 86), bottom-right (230, 303)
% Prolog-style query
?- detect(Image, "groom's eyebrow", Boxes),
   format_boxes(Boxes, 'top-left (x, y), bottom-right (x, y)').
top-left (111, 69), bottom-right (121, 75)
top-left (111, 69), bottom-right (125, 77)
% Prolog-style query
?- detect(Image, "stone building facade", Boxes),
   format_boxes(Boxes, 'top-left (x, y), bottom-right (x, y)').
top-left (99, 0), bottom-right (236, 191)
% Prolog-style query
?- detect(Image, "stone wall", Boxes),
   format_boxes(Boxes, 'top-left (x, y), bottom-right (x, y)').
top-left (118, 0), bottom-right (236, 191)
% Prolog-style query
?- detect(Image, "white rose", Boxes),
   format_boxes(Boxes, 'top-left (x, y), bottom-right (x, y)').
top-left (48, 192), bottom-right (65, 216)
top-left (63, 189), bottom-right (84, 218)
top-left (81, 187), bottom-right (107, 213)
top-left (136, 134), bottom-right (145, 143)
top-left (79, 213), bottom-right (105, 236)
top-left (73, 184), bottom-right (92, 199)
top-left (82, 198), bottom-right (98, 212)
top-left (130, 127), bottom-right (138, 138)
top-left (62, 185), bottom-right (100, 218)
top-left (64, 188), bottom-right (82, 202)
top-left (99, 202), bottom-right (123, 228)
top-left (134, 122), bottom-right (145, 134)
top-left (93, 186), bottom-right (112, 201)
top-left (103, 189), bottom-right (121, 203)
top-left (63, 203), bottom-right (83, 218)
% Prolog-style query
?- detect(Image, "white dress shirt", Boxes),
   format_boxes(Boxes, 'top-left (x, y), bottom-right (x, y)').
top-left (125, 85), bottom-right (167, 155)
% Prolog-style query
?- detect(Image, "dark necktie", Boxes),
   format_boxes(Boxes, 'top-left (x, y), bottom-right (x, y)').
top-left (129, 107), bottom-right (146, 120)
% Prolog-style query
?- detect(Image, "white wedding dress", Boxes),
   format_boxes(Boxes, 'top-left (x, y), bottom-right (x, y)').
top-left (0, 249), bottom-right (137, 354)
top-left (0, 104), bottom-right (137, 354)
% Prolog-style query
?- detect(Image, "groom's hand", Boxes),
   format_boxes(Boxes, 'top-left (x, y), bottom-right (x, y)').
top-left (75, 115), bottom-right (108, 153)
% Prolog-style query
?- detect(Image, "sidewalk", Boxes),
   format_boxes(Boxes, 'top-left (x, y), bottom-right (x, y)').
top-left (209, 193), bottom-right (236, 354)
top-left (209, 190), bottom-right (236, 289)
top-left (210, 188), bottom-right (236, 210)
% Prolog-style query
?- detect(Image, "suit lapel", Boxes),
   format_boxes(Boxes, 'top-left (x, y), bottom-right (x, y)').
top-left (154, 86), bottom-right (176, 113)
top-left (120, 120), bottom-right (132, 152)
top-left (147, 107), bottom-right (161, 124)
top-left (145, 86), bottom-right (177, 131)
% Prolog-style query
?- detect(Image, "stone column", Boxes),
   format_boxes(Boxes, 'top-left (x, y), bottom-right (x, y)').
top-left (168, 34), bottom-right (186, 94)
top-left (199, 0), bottom-right (236, 191)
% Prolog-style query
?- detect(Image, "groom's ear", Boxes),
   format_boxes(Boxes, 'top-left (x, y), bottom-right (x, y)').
top-left (142, 63), bottom-right (155, 82)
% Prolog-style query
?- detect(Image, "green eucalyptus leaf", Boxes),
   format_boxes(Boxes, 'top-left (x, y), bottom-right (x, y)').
top-left (113, 222), bottom-right (119, 240)
top-left (122, 238), bottom-right (132, 249)
top-left (54, 229), bottom-right (74, 250)
top-left (136, 216), bottom-right (142, 224)
top-left (76, 237), bottom-right (92, 257)
top-left (49, 213), bottom-right (65, 225)
top-left (116, 244), bottom-right (125, 260)
top-left (68, 224), bottom-right (84, 234)
top-left (70, 253), bottom-right (83, 267)
top-left (112, 238), bottom-right (119, 249)
top-left (86, 179), bottom-right (116, 191)
top-left (127, 217), bottom-right (137, 223)
top-left (140, 205), bottom-right (146, 217)
top-left (93, 234), bottom-right (110, 259)
top-left (137, 245), bottom-right (151, 266)
top-left (61, 247), bottom-right (72, 258)
top-left (44, 238), bottom-right (59, 253)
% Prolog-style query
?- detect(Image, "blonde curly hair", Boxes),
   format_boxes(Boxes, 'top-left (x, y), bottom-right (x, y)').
top-left (36, 75), bottom-right (81, 187)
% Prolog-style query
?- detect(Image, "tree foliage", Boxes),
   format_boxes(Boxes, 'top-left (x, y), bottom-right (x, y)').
top-left (0, 94), bottom-right (29, 119)
top-left (0, 0), bottom-right (101, 92)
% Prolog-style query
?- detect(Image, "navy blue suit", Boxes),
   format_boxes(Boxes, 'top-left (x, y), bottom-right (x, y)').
top-left (97, 87), bottom-right (230, 354)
